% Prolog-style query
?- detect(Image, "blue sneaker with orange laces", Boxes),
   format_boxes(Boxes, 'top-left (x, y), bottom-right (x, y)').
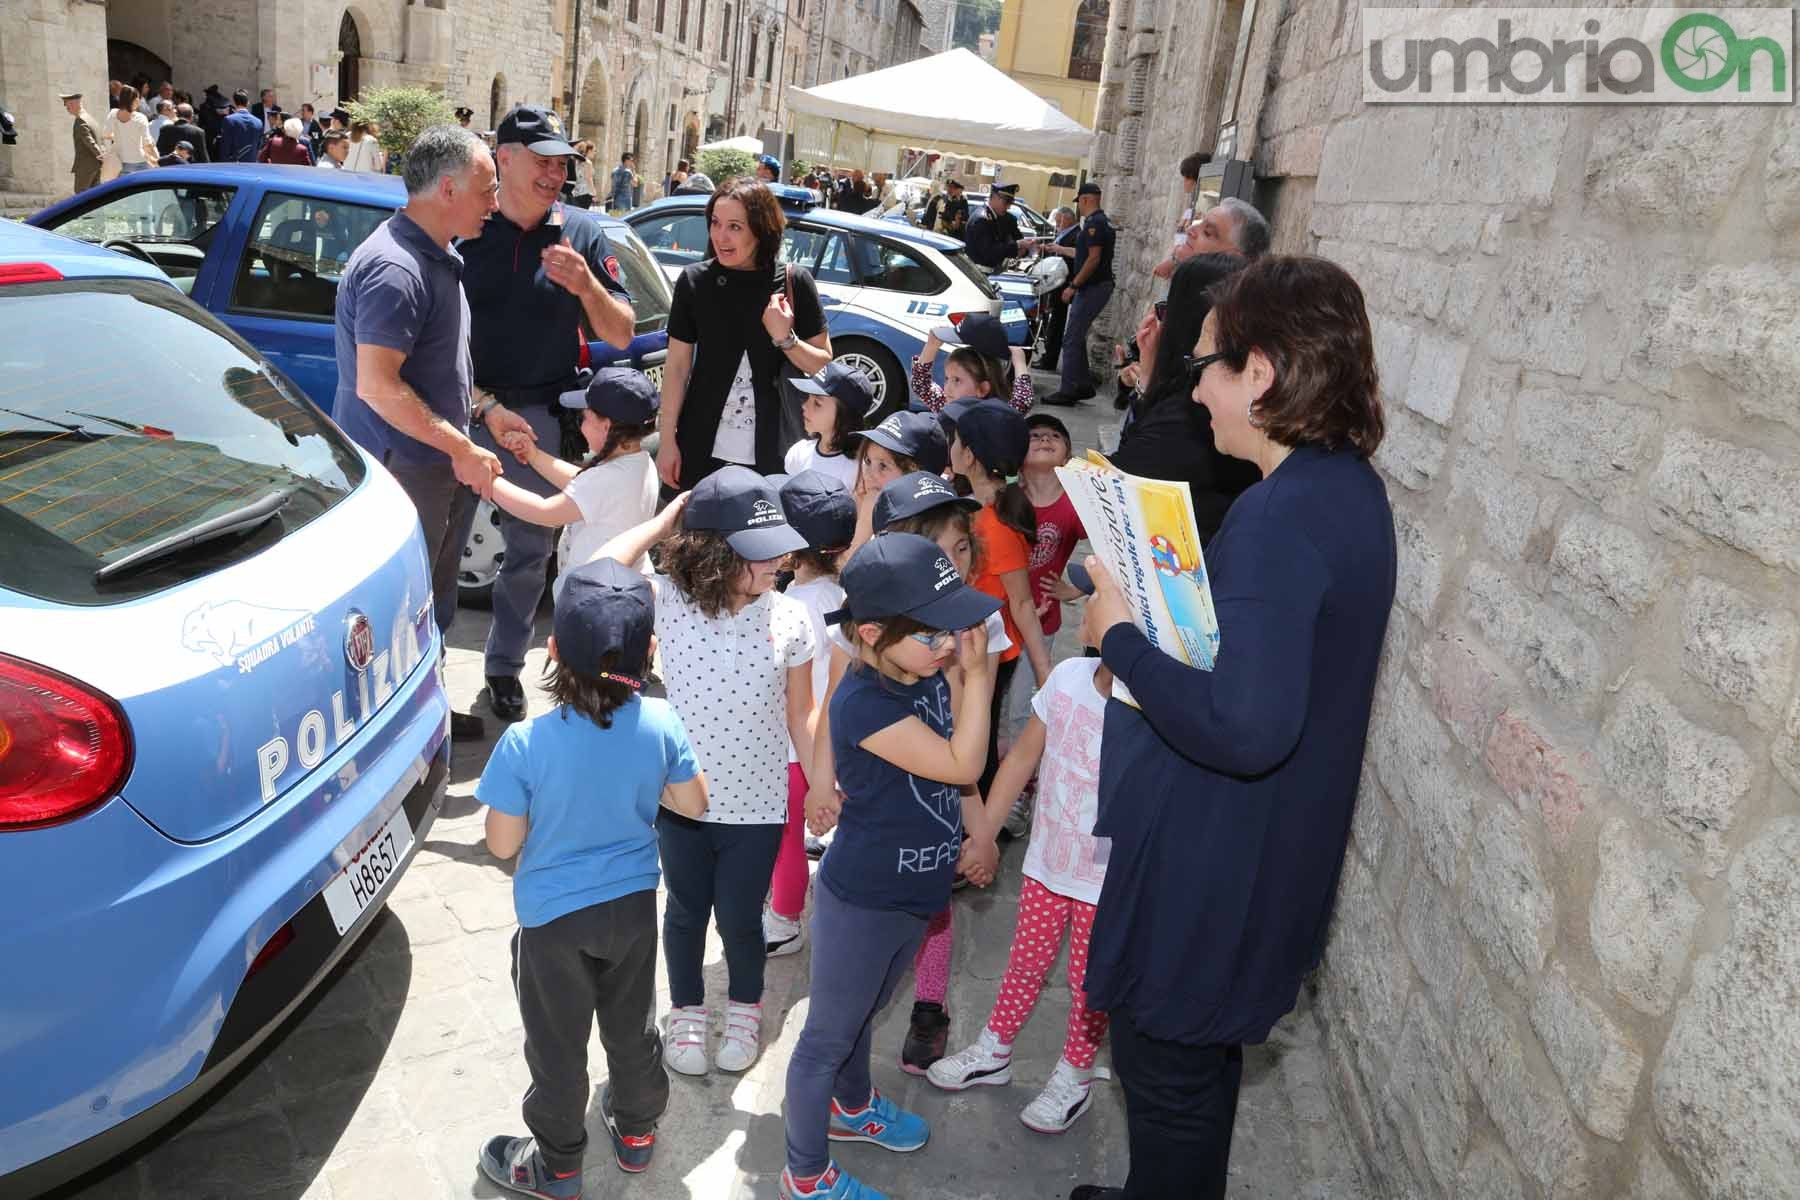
top-left (777, 1160), bottom-right (889, 1199)
top-left (826, 1089), bottom-right (929, 1152)
top-left (478, 1135), bottom-right (582, 1199)
top-left (600, 1084), bottom-right (657, 1173)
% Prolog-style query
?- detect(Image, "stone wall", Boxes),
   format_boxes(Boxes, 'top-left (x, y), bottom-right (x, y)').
top-left (1094, 1), bottom-right (1800, 1197)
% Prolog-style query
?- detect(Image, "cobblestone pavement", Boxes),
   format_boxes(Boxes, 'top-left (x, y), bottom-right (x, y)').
top-left (50, 377), bottom-right (1369, 1200)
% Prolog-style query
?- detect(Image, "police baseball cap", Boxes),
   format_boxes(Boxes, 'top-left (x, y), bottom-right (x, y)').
top-left (936, 394), bottom-right (988, 438)
top-left (847, 410), bottom-right (949, 476)
top-left (1076, 181), bottom-right (1103, 197)
top-left (1065, 560), bottom-right (1096, 596)
top-left (929, 311), bottom-right (1010, 361)
top-left (683, 465), bottom-right (808, 560)
top-left (779, 470), bottom-right (857, 552)
top-left (553, 557), bottom-right (654, 683)
top-left (496, 104), bottom-right (576, 157)
top-left (559, 366), bottom-right (660, 425)
top-left (952, 400), bottom-right (1030, 473)
top-left (1026, 412), bottom-right (1072, 443)
top-left (793, 360), bottom-right (880, 417)
top-left (873, 471), bottom-right (979, 531)
top-left (830, 532), bottom-right (1000, 631)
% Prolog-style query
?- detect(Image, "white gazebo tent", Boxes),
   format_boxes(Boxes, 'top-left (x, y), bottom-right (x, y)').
top-left (784, 48), bottom-right (1093, 175)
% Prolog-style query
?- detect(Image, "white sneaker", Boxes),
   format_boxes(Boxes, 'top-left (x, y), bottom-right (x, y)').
top-left (715, 1000), bottom-right (762, 1072)
top-left (926, 1025), bottom-right (1013, 1091)
top-left (764, 908), bottom-right (806, 958)
top-left (663, 1005), bottom-right (709, 1076)
top-left (1020, 1058), bottom-right (1094, 1133)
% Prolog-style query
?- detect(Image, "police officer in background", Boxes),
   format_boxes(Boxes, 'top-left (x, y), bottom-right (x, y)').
top-left (460, 105), bottom-right (637, 722)
top-left (938, 177), bottom-right (970, 236)
top-left (756, 154), bottom-right (781, 183)
top-left (1043, 180), bottom-right (1115, 406)
top-left (963, 182), bottom-right (1035, 269)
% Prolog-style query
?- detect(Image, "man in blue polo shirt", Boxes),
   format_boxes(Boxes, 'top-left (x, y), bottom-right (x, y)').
top-left (460, 104), bottom-right (637, 723)
top-left (1044, 181), bottom-right (1115, 408)
top-left (334, 123), bottom-right (502, 740)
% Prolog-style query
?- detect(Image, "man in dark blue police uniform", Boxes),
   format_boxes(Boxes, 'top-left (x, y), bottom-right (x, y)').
top-left (962, 182), bottom-right (1036, 270)
top-left (1044, 181), bottom-right (1115, 407)
top-left (459, 104), bottom-right (637, 721)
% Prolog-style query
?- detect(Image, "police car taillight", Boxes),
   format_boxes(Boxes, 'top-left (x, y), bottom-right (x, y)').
top-left (0, 654), bottom-right (133, 829)
top-left (947, 312), bottom-right (971, 326)
top-left (0, 263), bottom-right (65, 285)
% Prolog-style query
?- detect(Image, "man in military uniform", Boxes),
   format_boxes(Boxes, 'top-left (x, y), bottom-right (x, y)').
top-left (963, 182), bottom-right (1035, 269)
top-left (460, 105), bottom-right (637, 722)
top-left (62, 92), bottom-right (104, 194)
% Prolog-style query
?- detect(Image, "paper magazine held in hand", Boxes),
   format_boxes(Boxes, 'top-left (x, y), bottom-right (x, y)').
top-left (1055, 452), bottom-right (1220, 708)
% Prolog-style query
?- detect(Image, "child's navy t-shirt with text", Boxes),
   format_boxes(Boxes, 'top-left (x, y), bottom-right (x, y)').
top-left (820, 666), bottom-right (963, 918)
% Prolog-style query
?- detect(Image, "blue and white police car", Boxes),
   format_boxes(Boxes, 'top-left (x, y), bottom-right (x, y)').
top-left (626, 185), bottom-right (1030, 413)
top-left (0, 220), bottom-right (447, 1194)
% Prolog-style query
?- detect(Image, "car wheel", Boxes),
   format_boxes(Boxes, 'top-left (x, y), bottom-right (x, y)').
top-left (832, 338), bottom-right (906, 422)
top-left (457, 499), bottom-right (505, 608)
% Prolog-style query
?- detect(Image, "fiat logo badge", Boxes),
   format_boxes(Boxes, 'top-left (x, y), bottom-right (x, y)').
top-left (344, 611), bottom-right (375, 673)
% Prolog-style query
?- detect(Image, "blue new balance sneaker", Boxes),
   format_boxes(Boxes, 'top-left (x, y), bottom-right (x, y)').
top-left (777, 1161), bottom-right (890, 1199)
top-left (600, 1083), bottom-right (657, 1173)
top-left (826, 1089), bottom-right (929, 1152)
top-left (478, 1134), bottom-right (582, 1199)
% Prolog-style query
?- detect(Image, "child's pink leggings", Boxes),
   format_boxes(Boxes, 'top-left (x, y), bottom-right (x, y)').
top-left (769, 762), bottom-right (810, 919)
top-left (913, 907), bottom-right (953, 1004)
top-left (986, 877), bottom-right (1108, 1068)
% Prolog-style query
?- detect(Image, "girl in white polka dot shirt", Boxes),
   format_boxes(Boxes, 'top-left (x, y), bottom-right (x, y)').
top-left (596, 468), bottom-right (817, 1079)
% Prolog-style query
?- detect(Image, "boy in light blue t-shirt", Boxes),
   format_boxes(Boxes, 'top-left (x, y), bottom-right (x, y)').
top-left (476, 558), bottom-right (708, 1198)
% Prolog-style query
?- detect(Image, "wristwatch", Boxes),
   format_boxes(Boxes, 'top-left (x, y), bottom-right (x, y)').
top-left (773, 331), bottom-right (799, 351)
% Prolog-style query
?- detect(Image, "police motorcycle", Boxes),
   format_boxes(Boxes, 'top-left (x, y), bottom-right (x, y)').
top-left (982, 250), bottom-right (1067, 359)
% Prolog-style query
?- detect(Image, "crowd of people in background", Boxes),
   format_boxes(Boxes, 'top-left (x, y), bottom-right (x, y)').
top-left (62, 72), bottom-right (433, 193)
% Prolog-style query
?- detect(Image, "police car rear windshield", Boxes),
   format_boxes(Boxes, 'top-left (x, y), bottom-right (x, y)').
top-left (943, 249), bottom-right (1000, 300)
top-left (0, 279), bottom-right (365, 605)
top-left (608, 229), bottom-right (673, 336)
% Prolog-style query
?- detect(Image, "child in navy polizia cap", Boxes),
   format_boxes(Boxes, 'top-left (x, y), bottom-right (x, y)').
top-left (590, 467), bottom-right (817, 1080)
top-left (476, 557), bottom-right (708, 1193)
top-left (763, 470), bottom-right (859, 959)
top-left (779, 532), bottom-right (1000, 1200)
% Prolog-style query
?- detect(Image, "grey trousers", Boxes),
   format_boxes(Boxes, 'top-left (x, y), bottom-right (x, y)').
top-left (1059, 280), bottom-right (1115, 396)
top-left (472, 401), bottom-right (566, 678)
top-left (512, 890), bottom-right (669, 1174)
top-left (386, 456), bottom-right (477, 639)
top-left (783, 883), bottom-right (928, 1176)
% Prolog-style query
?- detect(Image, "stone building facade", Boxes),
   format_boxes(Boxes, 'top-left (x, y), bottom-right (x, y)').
top-left (1091, 2), bottom-right (1800, 1198)
top-left (0, 0), bottom-right (928, 211)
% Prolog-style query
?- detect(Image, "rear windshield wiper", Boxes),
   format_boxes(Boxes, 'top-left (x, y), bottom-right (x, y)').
top-left (0, 407), bottom-right (100, 441)
top-left (95, 489), bottom-right (291, 583)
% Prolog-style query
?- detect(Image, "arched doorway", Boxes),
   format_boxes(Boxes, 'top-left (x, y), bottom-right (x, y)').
top-left (337, 12), bottom-right (363, 103)
top-left (489, 74), bottom-right (508, 131)
top-left (632, 99), bottom-right (648, 161)
top-left (681, 112), bottom-right (700, 163)
top-left (577, 60), bottom-right (608, 147)
top-left (107, 40), bottom-right (173, 94)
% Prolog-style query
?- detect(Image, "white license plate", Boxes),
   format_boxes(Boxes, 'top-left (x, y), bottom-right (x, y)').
top-left (322, 806), bottom-right (413, 935)
top-left (643, 364), bottom-right (664, 389)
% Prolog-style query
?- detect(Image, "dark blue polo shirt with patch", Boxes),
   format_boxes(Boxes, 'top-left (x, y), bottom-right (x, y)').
top-left (459, 203), bottom-right (632, 392)
top-left (332, 210), bottom-right (472, 466)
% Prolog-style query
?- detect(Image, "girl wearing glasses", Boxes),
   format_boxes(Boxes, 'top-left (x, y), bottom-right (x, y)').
top-left (780, 533), bottom-right (999, 1200)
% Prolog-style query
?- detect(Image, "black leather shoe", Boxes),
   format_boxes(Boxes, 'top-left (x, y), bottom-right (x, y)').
top-left (450, 711), bottom-right (487, 740)
top-left (1069, 1188), bottom-right (1125, 1200)
top-left (901, 1001), bottom-right (950, 1074)
top-left (1040, 391), bottom-right (1086, 408)
top-left (487, 674), bottom-right (527, 721)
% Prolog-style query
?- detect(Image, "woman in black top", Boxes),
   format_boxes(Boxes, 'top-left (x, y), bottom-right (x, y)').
top-left (656, 179), bottom-right (832, 490)
top-left (1108, 253), bottom-right (1260, 541)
